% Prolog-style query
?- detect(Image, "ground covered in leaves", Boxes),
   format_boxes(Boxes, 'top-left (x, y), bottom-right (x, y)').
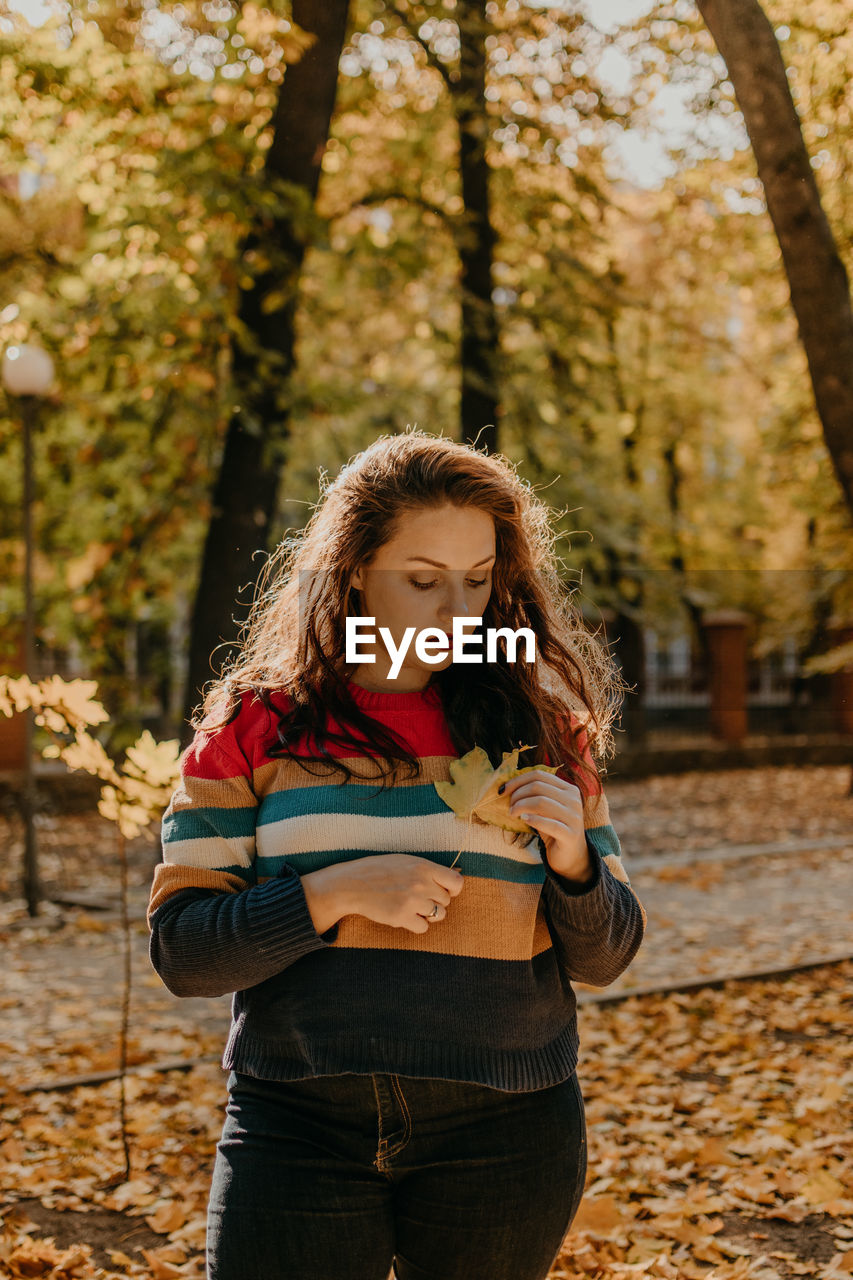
top-left (1, 763), bottom-right (851, 1278)
top-left (1, 963), bottom-right (851, 1279)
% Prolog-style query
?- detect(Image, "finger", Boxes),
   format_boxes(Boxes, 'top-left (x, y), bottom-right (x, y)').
top-left (502, 769), bottom-right (573, 790)
top-left (422, 902), bottom-right (447, 922)
top-left (508, 789), bottom-right (582, 818)
top-left (434, 866), bottom-right (465, 895)
top-left (503, 777), bottom-right (581, 802)
top-left (510, 796), bottom-right (581, 824)
top-left (517, 812), bottom-right (574, 839)
top-left (503, 786), bottom-right (581, 816)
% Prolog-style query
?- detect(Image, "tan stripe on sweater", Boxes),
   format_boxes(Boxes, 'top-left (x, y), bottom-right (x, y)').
top-left (328, 875), bottom-right (553, 961)
top-left (252, 752), bottom-right (456, 795)
top-left (147, 864), bottom-right (249, 923)
top-left (167, 773), bottom-right (257, 811)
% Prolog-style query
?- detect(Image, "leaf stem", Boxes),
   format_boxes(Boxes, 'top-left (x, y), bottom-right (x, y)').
top-left (449, 808), bottom-right (476, 871)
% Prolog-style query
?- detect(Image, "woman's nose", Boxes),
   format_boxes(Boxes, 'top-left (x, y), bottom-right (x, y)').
top-left (438, 598), bottom-right (470, 628)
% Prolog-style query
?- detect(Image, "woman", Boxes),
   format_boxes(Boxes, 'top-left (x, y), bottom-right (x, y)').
top-left (148, 428), bottom-right (647, 1280)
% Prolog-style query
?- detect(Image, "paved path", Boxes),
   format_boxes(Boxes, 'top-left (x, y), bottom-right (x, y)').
top-left (594, 839), bottom-right (853, 998)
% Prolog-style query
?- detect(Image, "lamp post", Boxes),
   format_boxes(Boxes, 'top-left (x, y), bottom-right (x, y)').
top-left (2, 342), bottom-right (55, 916)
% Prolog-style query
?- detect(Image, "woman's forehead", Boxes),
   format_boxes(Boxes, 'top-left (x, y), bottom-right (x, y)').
top-left (380, 505), bottom-right (497, 557)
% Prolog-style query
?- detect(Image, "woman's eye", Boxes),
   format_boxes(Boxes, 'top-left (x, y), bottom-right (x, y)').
top-left (408, 578), bottom-right (488, 591)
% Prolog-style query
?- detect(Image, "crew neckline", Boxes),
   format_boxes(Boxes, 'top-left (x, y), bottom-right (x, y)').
top-left (345, 676), bottom-right (442, 712)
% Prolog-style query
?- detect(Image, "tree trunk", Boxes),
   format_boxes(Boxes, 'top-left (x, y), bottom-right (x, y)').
top-left (453, 1), bottom-right (500, 453)
top-left (604, 314), bottom-right (648, 744)
top-left (662, 437), bottom-right (712, 690)
top-left (696, 0), bottom-right (853, 510)
top-left (182, 1), bottom-right (350, 736)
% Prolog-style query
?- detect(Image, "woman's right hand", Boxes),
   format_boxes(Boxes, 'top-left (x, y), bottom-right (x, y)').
top-left (343, 854), bottom-right (464, 933)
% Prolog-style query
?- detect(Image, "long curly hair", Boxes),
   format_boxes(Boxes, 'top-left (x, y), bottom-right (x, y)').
top-left (192, 427), bottom-right (627, 811)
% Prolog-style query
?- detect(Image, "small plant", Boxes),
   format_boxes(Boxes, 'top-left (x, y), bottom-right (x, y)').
top-left (0, 674), bottom-right (181, 1182)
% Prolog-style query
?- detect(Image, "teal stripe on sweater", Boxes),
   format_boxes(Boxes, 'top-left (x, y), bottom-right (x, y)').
top-left (586, 826), bottom-right (621, 860)
top-left (256, 848), bottom-right (548, 885)
top-left (256, 783), bottom-right (453, 826)
top-left (255, 787), bottom-right (623, 856)
top-left (163, 807), bottom-right (257, 844)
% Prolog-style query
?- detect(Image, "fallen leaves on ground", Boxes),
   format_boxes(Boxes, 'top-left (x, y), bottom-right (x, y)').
top-left (609, 764), bottom-right (853, 856)
top-left (0, 962), bottom-right (850, 1279)
top-left (1, 764), bottom-right (851, 1277)
top-left (588, 843), bottom-right (853, 996)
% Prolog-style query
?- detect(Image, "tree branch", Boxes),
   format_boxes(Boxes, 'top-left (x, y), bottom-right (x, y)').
top-left (386, 3), bottom-right (456, 92)
top-left (328, 189), bottom-right (458, 230)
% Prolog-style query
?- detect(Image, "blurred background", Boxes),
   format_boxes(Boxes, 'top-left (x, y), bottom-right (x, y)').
top-left (1, 0), bottom-right (851, 767)
top-left (2, 11), bottom-right (852, 1274)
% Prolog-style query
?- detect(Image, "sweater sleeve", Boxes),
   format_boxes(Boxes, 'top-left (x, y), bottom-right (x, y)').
top-left (147, 721), bottom-right (335, 998)
top-left (540, 716), bottom-right (647, 988)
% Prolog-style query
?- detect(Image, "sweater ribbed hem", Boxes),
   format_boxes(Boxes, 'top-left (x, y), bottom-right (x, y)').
top-left (222, 1017), bottom-right (580, 1093)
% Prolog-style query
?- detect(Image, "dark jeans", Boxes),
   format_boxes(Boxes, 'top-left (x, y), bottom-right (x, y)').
top-left (207, 1068), bottom-right (588, 1280)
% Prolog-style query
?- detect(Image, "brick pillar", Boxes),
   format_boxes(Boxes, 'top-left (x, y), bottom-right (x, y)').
top-left (701, 609), bottom-right (751, 743)
top-left (825, 616), bottom-right (853, 734)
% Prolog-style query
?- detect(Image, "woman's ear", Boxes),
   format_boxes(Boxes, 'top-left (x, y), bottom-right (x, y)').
top-left (351, 567), bottom-right (363, 592)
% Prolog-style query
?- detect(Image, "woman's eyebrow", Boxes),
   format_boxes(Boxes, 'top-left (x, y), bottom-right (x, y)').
top-left (406, 555), bottom-right (496, 568)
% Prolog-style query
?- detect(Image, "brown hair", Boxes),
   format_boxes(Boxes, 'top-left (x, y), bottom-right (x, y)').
top-left (192, 427), bottom-right (627, 815)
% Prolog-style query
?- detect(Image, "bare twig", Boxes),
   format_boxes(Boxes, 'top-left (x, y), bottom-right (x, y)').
top-left (117, 828), bottom-right (132, 1182)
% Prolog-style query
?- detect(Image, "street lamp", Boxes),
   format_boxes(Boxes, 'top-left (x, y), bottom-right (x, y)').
top-left (2, 342), bottom-right (55, 916)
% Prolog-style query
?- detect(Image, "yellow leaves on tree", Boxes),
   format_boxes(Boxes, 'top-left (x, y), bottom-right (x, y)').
top-left (0, 674), bottom-right (180, 840)
top-left (123, 730), bottom-right (182, 789)
top-left (236, 3), bottom-right (316, 66)
top-left (97, 788), bottom-right (155, 841)
top-left (48, 731), bottom-right (120, 785)
top-left (0, 675), bottom-right (110, 732)
top-left (433, 744), bottom-right (560, 869)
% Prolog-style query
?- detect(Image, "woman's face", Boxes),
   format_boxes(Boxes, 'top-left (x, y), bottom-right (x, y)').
top-left (348, 503), bottom-right (496, 691)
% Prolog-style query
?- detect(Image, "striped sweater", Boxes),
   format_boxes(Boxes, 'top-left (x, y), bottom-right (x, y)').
top-left (147, 678), bottom-right (646, 1092)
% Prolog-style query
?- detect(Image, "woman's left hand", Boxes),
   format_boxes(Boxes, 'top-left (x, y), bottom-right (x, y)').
top-left (500, 770), bottom-right (595, 884)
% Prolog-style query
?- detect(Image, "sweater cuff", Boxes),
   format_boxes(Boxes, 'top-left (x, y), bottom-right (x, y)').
top-left (541, 840), bottom-right (613, 932)
top-left (249, 863), bottom-right (339, 962)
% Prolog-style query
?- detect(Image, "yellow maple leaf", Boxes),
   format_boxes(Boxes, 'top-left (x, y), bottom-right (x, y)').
top-left (35, 705), bottom-right (72, 733)
top-left (434, 744), bottom-right (561, 870)
top-left (0, 674), bottom-right (39, 713)
top-left (122, 773), bottom-right (168, 808)
top-left (44, 675), bottom-right (110, 728)
top-left (61, 730), bottom-right (121, 785)
top-left (123, 730), bottom-right (182, 788)
top-left (434, 743), bottom-right (560, 833)
top-left (98, 785), bottom-right (152, 839)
